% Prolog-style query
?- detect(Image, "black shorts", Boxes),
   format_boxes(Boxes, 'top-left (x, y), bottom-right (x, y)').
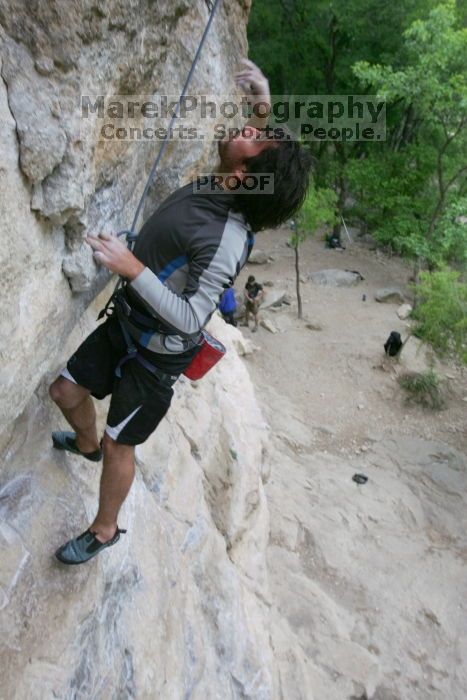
top-left (63, 316), bottom-right (183, 445)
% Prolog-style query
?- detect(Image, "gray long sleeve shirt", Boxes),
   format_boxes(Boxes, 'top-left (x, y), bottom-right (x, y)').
top-left (125, 179), bottom-right (253, 356)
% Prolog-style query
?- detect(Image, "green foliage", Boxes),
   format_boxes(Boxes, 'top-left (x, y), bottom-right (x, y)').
top-left (410, 269), bottom-right (467, 363)
top-left (354, 2), bottom-right (467, 122)
top-left (346, 150), bottom-right (467, 266)
top-left (291, 185), bottom-right (337, 245)
top-left (352, 2), bottom-right (467, 260)
top-left (248, 0), bottom-right (439, 95)
top-left (398, 370), bottom-right (446, 409)
top-left (345, 147), bottom-right (432, 255)
top-left (249, 0), bottom-right (467, 344)
top-left (434, 197), bottom-right (467, 266)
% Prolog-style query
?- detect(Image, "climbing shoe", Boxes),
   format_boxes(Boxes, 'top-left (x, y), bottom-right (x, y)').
top-left (55, 527), bottom-right (127, 565)
top-left (52, 431), bottom-right (102, 462)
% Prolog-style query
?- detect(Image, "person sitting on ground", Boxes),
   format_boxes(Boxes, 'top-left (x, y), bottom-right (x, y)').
top-left (219, 286), bottom-right (238, 326)
top-left (326, 230), bottom-right (345, 250)
top-left (48, 58), bottom-right (311, 565)
top-left (243, 275), bottom-right (264, 332)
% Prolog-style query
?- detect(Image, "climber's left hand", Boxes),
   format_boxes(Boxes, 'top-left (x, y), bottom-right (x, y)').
top-left (85, 232), bottom-right (145, 280)
top-left (235, 59), bottom-right (271, 129)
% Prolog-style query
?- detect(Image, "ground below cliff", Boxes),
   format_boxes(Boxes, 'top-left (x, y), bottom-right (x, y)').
top-left (237, 230), bottom-right (467, 699)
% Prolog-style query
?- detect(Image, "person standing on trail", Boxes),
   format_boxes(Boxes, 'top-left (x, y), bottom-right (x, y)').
top-left (243, 275), bottom-right (264, 332)
top-left (219, 286), bottom-right (238, 326)
top-left (49, 59), bottom-right (311, 565)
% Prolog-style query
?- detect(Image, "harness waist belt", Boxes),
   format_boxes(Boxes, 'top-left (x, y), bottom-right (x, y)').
top-left (115, 288), bottom-right (175, 334)
top-left (114, 313), bottom-right (178, 386)
top-left (112, 287), bottom-right (202, 355)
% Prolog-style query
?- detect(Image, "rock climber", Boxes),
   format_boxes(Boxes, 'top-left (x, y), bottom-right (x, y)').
top-left (243, 275), bottom-right (264, 332)
top-left (49, 59), bottom-right (312, 565)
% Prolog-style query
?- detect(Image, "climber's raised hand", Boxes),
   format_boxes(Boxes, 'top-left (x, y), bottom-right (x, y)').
top-left (234, 58), bottom-right (271, 129)
top-left (86, 232), bottom-right (144, 280)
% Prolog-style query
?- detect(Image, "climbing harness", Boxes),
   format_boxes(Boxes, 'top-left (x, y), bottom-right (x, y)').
top-left (98, 0), bottom-right (230, 382)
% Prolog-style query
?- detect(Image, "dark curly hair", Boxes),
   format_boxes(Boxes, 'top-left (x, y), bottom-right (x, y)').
top-left (231, 129), bottom-right (313, 232)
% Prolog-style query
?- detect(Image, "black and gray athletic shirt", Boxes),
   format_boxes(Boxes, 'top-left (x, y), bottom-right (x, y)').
top-left (124, 180), bottom-right (253, 372)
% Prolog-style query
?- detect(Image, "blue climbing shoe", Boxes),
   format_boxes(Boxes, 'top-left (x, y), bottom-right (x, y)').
top-left (52, 431), bottom-right (102, 462)
top-left (55, 527), bottom-right (127, 565)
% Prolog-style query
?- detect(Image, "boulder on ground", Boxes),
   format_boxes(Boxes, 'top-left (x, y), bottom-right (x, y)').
top-left (248, 250), bottom-right (269, 264)
top-left (398, 335), bottom-right (440, 374)
top-left (309, 269), bottom-right (362, 287)
top-left (262, 289), bottom-right (287, 309)
top-left (260, 318), bottom-right (279, 334)
top-left (397, 303), bottom-right (413, 319)
top-left (375, 288), bottom-right (405, 304)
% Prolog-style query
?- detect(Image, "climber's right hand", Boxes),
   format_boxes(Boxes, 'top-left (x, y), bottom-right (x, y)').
top-left (86, 232), bottom-right (144, 281)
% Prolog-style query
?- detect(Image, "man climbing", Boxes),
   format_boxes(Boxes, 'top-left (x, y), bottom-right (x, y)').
top-left (49, 59), bottom-right (311, 565)
top-left (243, 275), bottom-right (264, 332)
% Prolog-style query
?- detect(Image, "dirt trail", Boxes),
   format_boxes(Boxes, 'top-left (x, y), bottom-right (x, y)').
top-left (235, 229), bottom-right (467, 699)
top-left (238, 228), bottom-right (466, 456)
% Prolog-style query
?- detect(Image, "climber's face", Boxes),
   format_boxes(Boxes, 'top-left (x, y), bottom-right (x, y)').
top-left (217, 126), bottom-right (275, 178)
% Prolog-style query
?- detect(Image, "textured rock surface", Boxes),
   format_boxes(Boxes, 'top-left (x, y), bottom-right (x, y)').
top-left (260, 318), bottom-right (279, 334)
top-left (0, 0), bottom-right (249, 432)
top-left (235, 224), bottom-right (467, 699)
top-left (398, 335), bottom-right (441, 375)
top-left (248, 249), bottom-right (270, 264)
top-left (375, 287), bottom-right (405, 303)
top-left (261, 288), bottom-right (287, 309)
top-left (397, 303), bottom-right (413, 319)
top-left (0, 303), bottom-right (277, 698)
top-left (0, 3), bottom-right (291, 697)
top-left (309, 269), bottom-right (363, 287)
top-left (265, 431), bottom-right (467, 699)
top-left (6, 4), bottom-right (464, 699)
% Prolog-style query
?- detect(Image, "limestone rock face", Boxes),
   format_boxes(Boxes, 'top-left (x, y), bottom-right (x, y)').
top-left (0, 0), bottom-right (250, 432)
top-left (0, 303), bottom-right (277, 698)
top-left (0, 3), bottom-right (289, 697)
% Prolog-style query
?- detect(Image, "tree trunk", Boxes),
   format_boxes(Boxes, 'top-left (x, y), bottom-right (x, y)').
top-left (294, 241), bottom-right (303, 319)
top-left (332, 171), bottom-right (346, 238)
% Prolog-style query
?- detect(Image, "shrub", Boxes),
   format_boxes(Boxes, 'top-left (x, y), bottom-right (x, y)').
top-left (398, 370), bottom-right (446, 410)
top-left (410, 269), bottom-right (467, 364)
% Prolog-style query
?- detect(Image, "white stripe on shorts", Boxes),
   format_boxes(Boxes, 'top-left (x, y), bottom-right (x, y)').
top-left (60, 367), bottom-right (77, 384)
top-left (105, 405), bottom-right (142, 441)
